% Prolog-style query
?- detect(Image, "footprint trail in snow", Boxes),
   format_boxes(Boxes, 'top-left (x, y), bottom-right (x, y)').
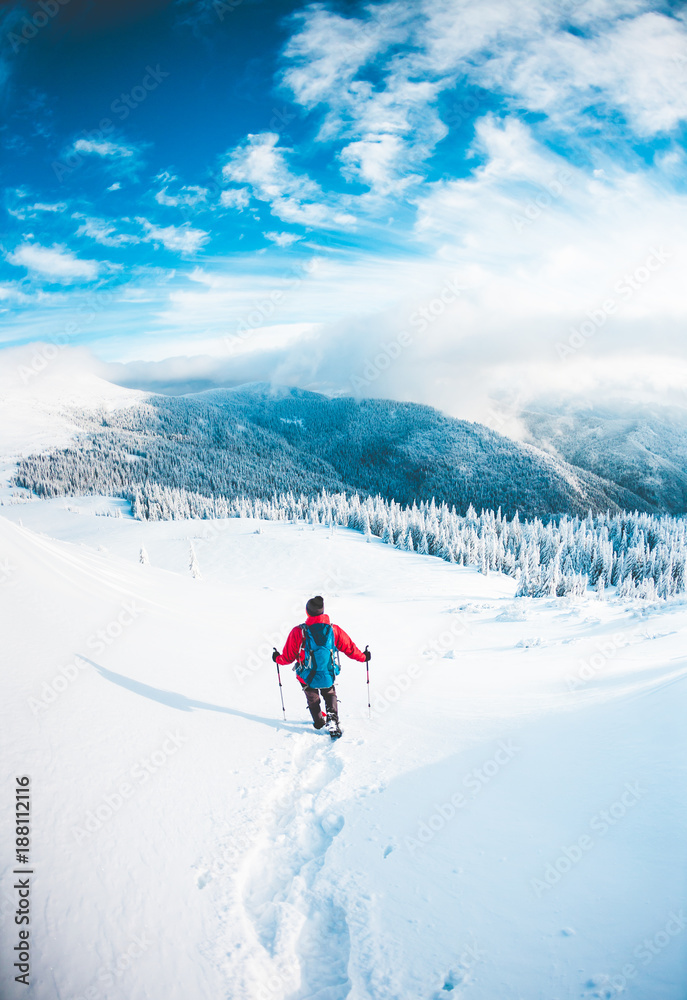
top-left (206, 734), bottom-right (351, 1000)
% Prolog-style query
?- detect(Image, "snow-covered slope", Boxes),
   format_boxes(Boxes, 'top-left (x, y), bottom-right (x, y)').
top-left (0, 346), bottom-right (146, 462)
top-left (1, 498), bottom-right (685, 1000)
top-left (518, 397), bottom-right (687, 514)
top-left (3, 346), bottom-right (657, 517)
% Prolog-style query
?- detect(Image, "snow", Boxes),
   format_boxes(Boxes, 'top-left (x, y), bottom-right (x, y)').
top-left (1, 497), bottom-right (686, 1000)
top-left (0, 346), bottom-right (146, 469)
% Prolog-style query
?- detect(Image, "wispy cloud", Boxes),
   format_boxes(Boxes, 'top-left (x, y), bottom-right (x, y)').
top-left (73, 215), bottom-right (141, 248)
top-left (72, 138), bottom-right (136, 159)
top-left (154, 182), bottom-right (208, 208)
top-left (222, 132), bottom-right (356, 229)
top-left (136, 218), bottom-right (210, 255)
top-left (264, 231), bottom-right (301, 247)
top-left (472, 8), bottom-right (687, 138)
top-left (0, 281), bottom-right (30, 305)
top-left (219, 187), bottom-right (250, 210)
top-left (282, 3), bottom-right (447, 194)
top-left (280, 0), bottom-right (687, 197)
top-left (3, 0), bottom-right (687, 419)
top-left (5, 242), bottom-right (100, 282)
top-left (6, 200), bottom-right (67, 221)
top-left (30, 202), bottom-right (67, 213)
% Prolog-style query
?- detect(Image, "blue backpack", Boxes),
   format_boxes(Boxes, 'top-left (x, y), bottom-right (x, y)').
top-left (295, 623), bottom-right (341, 688)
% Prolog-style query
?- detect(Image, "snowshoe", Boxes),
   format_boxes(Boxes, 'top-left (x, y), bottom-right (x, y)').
top-left (326, 713), bottom-right (342, 739)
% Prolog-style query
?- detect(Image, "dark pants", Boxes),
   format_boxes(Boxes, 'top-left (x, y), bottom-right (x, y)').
top-left (303, 684), bottom-right (338, 723)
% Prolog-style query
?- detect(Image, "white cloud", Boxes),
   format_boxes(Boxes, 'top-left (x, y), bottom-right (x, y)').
top-left (220, 187), bottom-right (251, 210)
top-left (155, 184), bottom-right (208, 208)
top-left (155, 189), bottom-right (178, 207)
top-left (6, 200), bottom-right (67, 221)
top-left (0, 281), bottom-right (30, 305)
top-left (136, 218), bottom-right (210, 255)
top-left (72, 138), bottom-right (135, 158)
top-left (264, 232), bottom-right (302, 247)
top-left (474, 9), bottom-right (687, 137)
top-left (278, 0), bottom-right (687, 202)
top-left (107, 182), bottom-right (122, 191)
top-left (29, 202), bottom-right (66, 213)
top-left (152, 109), bottom-right (687, 418)
top-left (6, 242), bottom-right (100, 282)
top-left (6, 0), bottom-right (687, 420)
top-left (282, 4), bottom-right (448, 193)
top-left (282, 3), bottom-right (407, 110)
top-left (339, 133), bottom-right (419, 195)
top-left (74, 215), bottom-right (140, 248)
top-left (153, 250), bottom-right (454, 339)
top-left (223, 132), bottom-right (313, 199)
top-left (381, 112), bottom-right (687, 414)
top-left (222, 132), bottom-right (356, 229)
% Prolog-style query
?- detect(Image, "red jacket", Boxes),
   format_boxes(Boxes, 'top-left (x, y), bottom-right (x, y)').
top-left (276, 614), bottom-right (366, 685)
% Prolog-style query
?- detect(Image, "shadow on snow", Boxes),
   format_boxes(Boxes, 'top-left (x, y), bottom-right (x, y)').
top-left (82, 657), bottom-right (310, 733)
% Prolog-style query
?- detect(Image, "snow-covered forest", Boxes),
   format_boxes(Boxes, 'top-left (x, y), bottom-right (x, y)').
top-left (14, 387), bottom-right (655, 518)
top-left (11, 390), bottom-right (687, 602)
top-left (123, 484), bottom-right (685, 600)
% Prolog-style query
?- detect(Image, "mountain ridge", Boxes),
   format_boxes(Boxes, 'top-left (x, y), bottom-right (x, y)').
top-left (12, 380), bottom-right (659, 518)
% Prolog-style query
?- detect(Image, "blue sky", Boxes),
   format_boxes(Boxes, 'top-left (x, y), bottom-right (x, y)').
top-left (2, 0), bottom-right (687, 417)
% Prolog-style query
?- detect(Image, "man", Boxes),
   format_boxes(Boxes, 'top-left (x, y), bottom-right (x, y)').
top-left (272, 595), bottom-right (370, 738)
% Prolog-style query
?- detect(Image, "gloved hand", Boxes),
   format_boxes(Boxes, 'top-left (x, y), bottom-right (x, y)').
top-left (363, 646), bottom-right (371, 662)
top-left (272, 648), bottom-right (279, 663)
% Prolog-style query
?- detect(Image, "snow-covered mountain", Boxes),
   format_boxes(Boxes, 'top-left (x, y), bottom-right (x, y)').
top-left (519, 398), bottom-right (687, 515)
top-left (5, 352), bottom-right (659, 518)
top-left (0, 346), bottom-right (144, 462)
top-left (1, 496), bottom-right (685, 999)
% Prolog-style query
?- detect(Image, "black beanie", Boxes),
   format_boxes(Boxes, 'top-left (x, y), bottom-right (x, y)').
top-left (306, 595), bottom-right (324, 617)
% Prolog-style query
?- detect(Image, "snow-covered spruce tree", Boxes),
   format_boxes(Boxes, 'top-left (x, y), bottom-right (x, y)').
top-left (17, 437), bottom-right (686, 601)
top-left (139, 546), bottom-right (150, 566)
top-left (189, 543), bottom-right (201, 579)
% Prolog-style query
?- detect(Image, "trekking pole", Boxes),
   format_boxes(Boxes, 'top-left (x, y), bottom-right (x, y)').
top-left (274, 648), bottom-right (286, 721)
top-left (365, 646), bottom-right (371, 719)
